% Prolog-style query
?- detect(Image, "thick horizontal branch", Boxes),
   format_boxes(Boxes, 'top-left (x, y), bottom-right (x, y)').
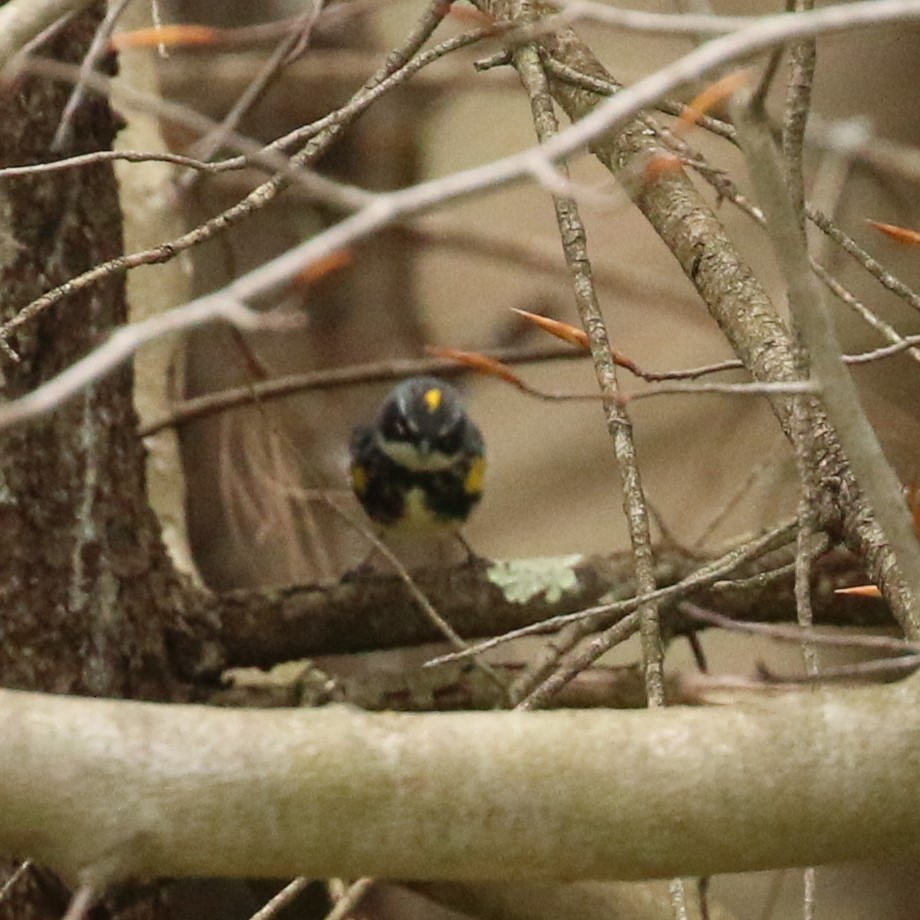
top-left (2, 679), bottom-right (919, 886)
top-left (178, 555), bottom-right (618, 678)
top-left (174, 548), bottom-right (890, 680)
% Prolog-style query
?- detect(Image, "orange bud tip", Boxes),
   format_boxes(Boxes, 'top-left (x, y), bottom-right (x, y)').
top-left (678, 69), bottom-right (752, 131)
top-left (511, 308), bottom-right (589, 350)
top-left (867, 220), bottom-right (920, 247)
top-left (426, 346), bottom-right (524, 386)
top-left (110, 25), bottom-right (219, 51)
top-left (834, 585), bottom-right (882, 597)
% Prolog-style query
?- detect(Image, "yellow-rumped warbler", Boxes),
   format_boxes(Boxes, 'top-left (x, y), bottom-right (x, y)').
top-left (349, 376), bottom-right (485, 532)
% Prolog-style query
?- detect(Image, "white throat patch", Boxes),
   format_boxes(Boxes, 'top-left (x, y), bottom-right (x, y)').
top-left (381, 438), bottom-right (458, 471)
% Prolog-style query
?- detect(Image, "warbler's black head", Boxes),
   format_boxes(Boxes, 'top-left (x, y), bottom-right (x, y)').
top-left (349, 376), bottom-right (486, 529)
top-left (375, 376), bottom-right (478, 468)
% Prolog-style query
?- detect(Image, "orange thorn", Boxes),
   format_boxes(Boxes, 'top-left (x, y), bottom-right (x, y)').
top-left (110, 25), bottom-right (220, 51)
top-left (511, 308), bottom-right (589, 350)
top-left (677, 68), bottom-right (752, 133)
top-left (834, 585), bottom-right (883, 597)
top-left (867, 220), bottom-right (920, 248)
top-left (426, 346), bottom-right (525, 387)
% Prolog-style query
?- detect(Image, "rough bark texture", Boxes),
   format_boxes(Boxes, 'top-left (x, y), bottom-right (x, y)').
top-left (175, 546), bottom-right (887, 681)
top-left (0, 12), bottom-right (191, 915)
top-left (0, 3), bottom-right (908, 916)
top-left (0, 9), bottom-right (186, 701)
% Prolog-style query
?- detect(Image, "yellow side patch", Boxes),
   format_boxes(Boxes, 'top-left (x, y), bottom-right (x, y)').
top-left (351, 463), bottom-right (368, 495)
top-left (464, 456), bottom-right (486, 495)
top-left (423, 388), bottom-right (442, 412)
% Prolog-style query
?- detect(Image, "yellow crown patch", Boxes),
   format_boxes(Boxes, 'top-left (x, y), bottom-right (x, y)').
top-left (423, 388), bottom-right (442, 412)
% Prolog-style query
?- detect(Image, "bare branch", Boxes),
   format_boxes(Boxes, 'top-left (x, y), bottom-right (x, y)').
top-left (4, 0), bottom-right (920, 432)
top-left (138, 345), bottom-right (586, 437)
top-left (2, 680), bottom-right (920, 884)
top-left (248, 878), bottom-right (311, 920)
top-left (731, 89), bottom-right (920, 637)
top-left (0, 295), bottom-right (275, 430)
top-left (512, 39), bottom-right (665, 705)
top-left (0, 0), bottom-right (94, 68)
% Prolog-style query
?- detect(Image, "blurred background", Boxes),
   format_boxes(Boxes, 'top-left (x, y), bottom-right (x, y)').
top-left (116, 0), bottom-right (920, 916)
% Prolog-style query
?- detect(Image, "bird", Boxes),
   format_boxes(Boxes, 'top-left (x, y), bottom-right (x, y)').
top-left (349, 376), bottom-right (485, 546)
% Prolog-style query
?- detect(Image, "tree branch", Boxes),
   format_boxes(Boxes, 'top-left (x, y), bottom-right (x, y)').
top-left (2, 679), bottom-right (919, 885)
top-left (466, 0), bottom-right (920, 634)
top-left (174, 544), bottom-right (890, 680)
top-left (0, 0), bottom-right (95, 68)
top-left (5, 2), bottom-right (920, 431)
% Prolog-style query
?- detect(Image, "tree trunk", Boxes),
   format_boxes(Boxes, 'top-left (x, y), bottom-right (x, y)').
top-left (0, 5), bottom-right (184, 713)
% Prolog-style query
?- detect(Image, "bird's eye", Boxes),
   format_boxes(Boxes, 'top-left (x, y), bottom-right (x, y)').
top-left (438, 419), bottom-right (465, 454)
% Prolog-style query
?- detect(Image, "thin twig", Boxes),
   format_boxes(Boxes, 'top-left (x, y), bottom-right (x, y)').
top-left (692, 462), bottom-right (776, 549)
top-left (681, 603), bottom-right (920, 654)
top-left (0, 147), bottom-right (233, 178)
top-left (732, 87), bottom-right (920, 639)
top-left (812, 263), bottom-right (920, 367)
top-left (333, 505), bottom-right (510, 701)
top-left (180, 1), bottom-right (329, 180)
top-left (0, 860), bottom-right (32, 904)
top-left (50, 0), bottom-right (133, 151)
top-left (807, 203), bottom-right (920, 315)
top-left (845, 333), bottom-right (920, 365)
top-left (0, 0), bottom-right (96, 69)
top-left (324, 878), bottom-right (375, 920)
top-left (515, 612), bottom-right (640, 711)
top-left (713, 559), bottom-right (798, 591)
top-left (508, 591), bottom-right (629, 705)
top-left (248, 878), bottom-right (312, 920)
top-left (626, 380), bottom-right (816, 402)
top-left (139, 344), bottom-right (585, 437)
top-left (553, 0), bottom-right (820, 36)
top-left (513, 38), bottom-right (665, 706)
top-left (426, 522), bottom-right (797, 668)
top-left (0, 9), bottom-right (494, 348)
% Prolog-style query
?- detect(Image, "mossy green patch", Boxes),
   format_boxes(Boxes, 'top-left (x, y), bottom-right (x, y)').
top-left (486, 556), bottom-right (583, 604)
